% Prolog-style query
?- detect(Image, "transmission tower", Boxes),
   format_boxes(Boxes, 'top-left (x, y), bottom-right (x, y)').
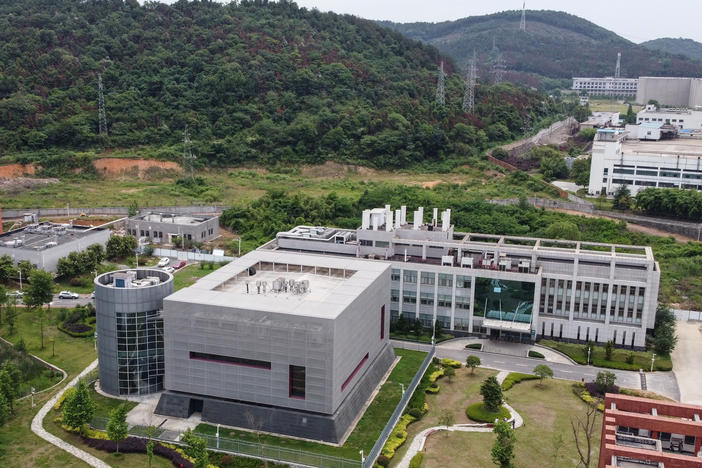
top-left (492, 52), bottom-right (506, 84)
top-left (615, 52), bottom-right (621, 78)
top-left (463, 51), bottom-right (477, 113)
top-left (183, 125), bottom-right (196, 180)
top-left (435, 61), bottom-right (446, 107)
top-left (520, 2), bottom-right (526, 32)
top-left (97, 73), bottom-right (107, 136)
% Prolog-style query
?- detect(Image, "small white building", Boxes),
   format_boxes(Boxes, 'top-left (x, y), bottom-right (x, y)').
top-left (572, 77), bottom-right (638, 97)
top-left (636, 104), bottom-right (702, 130)
top-left (588, 128), bottom-right (702, 196)
top-left (581, 111), bottom-right (620, 129)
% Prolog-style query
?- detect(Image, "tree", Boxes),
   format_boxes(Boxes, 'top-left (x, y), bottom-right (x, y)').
top-left (625, 104), bottom-right (637, 124)
top-left (480, 376), bottom-right (503, 412)
top-left (0, 393), bottom-right (10, 427)
top-left (492, 148), bottom-right (509, 160)
top-left (539, 156), bottom-right (569, 182)
top-left (0, 256), bottom-right (15, 284)
top-left (570, 157), bottom-right (591, 186)
top-left (182, 429), bottom-right (209, 468)
top-left (444, 366), bottom-right (456, 383)
top-left (23, 270), bottom-right (54, 349)
top-left (62, 380), bottom-right (96, 432)
top-left (0, 368), bottom-right (18, 412)
top-left (605, 340), bottom-right (614, 361)
top-left (491, 419), bottom-right (516, 468)
top-left (438, 409), bottom-right (454, 431)
top-left (0, 285), bottom-right (6, 324)
top-left (106, 235), bottom-right (137, 260)
top-left (571, 402), bottom-right (598, 468)
top-left (146, 439), bottom-right (155, 468)
top-left (466, 355), bottom-right (481, 374)
top-left (577, 128), bottom-right (596, 140)
top-left (612, 184), bottom-right (632, 210)
top-left (128, 200), bottom-right (140, 217)
top-left (544, 221), bottom-right (581, 241)
top-left (653, 304), bottom-right (677, 356)
top-left (106, 404), bottom-right (128, 453)
top-left (595, 371), bottom-right (616, 394)
top-left (5, 297), bottom-right (17, 335)
top-left (533, 364), bottom-right (554, 386)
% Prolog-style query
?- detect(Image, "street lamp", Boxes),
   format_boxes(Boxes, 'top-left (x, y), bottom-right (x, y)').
top-left (359, 450), bottom-right (365, 464)
top-left (651, 353), bottom-right (656, 372)
top-left (31, 387), bottom-right (35, 407)
top-left (236, 238), bottom-right (241, 257)
top-left (587, 346), bottom-right (591, 365)
top-left (216, 423), bottom-right (220, 449)
top-left (400, 383), bottom-right (405, 396)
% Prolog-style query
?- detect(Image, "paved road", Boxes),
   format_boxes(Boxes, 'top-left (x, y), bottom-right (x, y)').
top-left (671, 319), bottom-right (702, 405)
top-left (392, 339), bottom-right (681, 401)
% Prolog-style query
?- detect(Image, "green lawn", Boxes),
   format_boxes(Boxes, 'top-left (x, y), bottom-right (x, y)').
top-left (539, 339), bottom-right (672, 371)
top-left (196, 348), bottom-right (427, 460)
top-left (172, 262), bottom-right (224, 290)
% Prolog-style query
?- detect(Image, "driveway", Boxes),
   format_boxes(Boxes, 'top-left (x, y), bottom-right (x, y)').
top-left (671, 320), bottom-right (702, 405)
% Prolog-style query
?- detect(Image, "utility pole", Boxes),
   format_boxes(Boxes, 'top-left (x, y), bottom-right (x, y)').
top-left (615, 52), bottom-right (622, 79)
top-left (97, 73), bottom-right (108, 136)
top-left (463, 51), bottom-right (477, 113)
top-left (435, 61), bottom-right (446, 107)
top-left (182, 125), bottom-right (196, 180)
top-left (520, 2), bottom-right (526, 32)
top-left (492, 52), bottom-right (506, 84)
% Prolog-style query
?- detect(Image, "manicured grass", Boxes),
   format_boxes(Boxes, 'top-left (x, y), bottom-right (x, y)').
top-left (88, 382), bottom-right (138, 419)
top-left (421, 379), bottom-right (602, 468)
top-left (539, 339), bottom-right (672, 371)
top-left (465, 402), bottom-right (510, 423)
top-left (172, 262), bottom-right (224, 291)
top-left (389, 332), bottom-right (454, 344)
top-left (196, 348), bottom-right (427, 460)
top-left (0, 340), bottom-right (62, 396)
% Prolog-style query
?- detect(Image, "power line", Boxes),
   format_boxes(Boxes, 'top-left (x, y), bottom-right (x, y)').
top-left (97, 73), bottom-right (107, 137)
top-left (492, 52), bottom-right (506, 84)
top-left (463, 51), bottom-right (477, 113)
top-left (435, 61), bottom-right (446, 107)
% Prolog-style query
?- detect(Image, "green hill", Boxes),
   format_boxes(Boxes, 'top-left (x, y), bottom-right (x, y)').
top-left (380, 10), bottom-right (702, 88)
top-left (0, 0), bottom-right (559, 169)
top-left (641, 37), bottom-right (702, 63)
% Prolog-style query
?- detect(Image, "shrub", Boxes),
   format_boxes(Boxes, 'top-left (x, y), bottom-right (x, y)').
top-left (69, 277), bottom-right (82, 286)
top-left (501, 373), bottom-right (539, 391)
top-left (528, 350), bottom-right (544, 359)
top-left (572, 383), bottom-right (605, 412)
top-left (465, 343), bottom-right (482, 350)
top-left (380, 414), bottom-right (416, 459)
top-left (407, 407), bottom-right (423, 419)
top-left (465, 402), bottom-right (510, 423)
top-left (626, 353), bottom-right (635, 365)
top-left (376, 455), bottom-right (390, 467)
top-left (83, 437), bottom-right (193, 467)
top-left (53, 387), bottom-right (75, 410)
top-left (441, 358), bottom-right (462, 368)
top-left (428, 369), bottom-right (444, 383)
top-left (426, 384), bottom-right (440, 394)
top-left (58, 322), bottom-right (95, 338)
top-left (409, 452), bottom-right (423, 468)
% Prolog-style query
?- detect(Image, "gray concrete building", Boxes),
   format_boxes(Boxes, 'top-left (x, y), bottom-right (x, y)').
top-left (268, 205), bottom-right (660, 349)
top-left (155, 250), bottom-right (394, 443)
top-left (636, 77), bottom-right (702, 108)
top-left (125, 212), bottom-right (219, 244)
top-left (95, 269), bottom-right (173, 396)
top-left (0, 222), bottom-right (110, 272)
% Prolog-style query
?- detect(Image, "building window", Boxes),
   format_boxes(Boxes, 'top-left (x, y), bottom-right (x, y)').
top-left (456, 275), bottom-right (471, 288)
top-left (420, 272), bottom-right (435, 285)
top-left (391, 269), bottom-right (400, 281)
top-left (403, 270), bottom-right (417, 283)
top-left (380, 305), bottom-right (385, 340)
top-left (420, 292), bottom-right (434, 306)
top-left (190, 351), bottom-right (271, 370)
top-left (341, 353), bottom-right (369, 391)
top-left (289, 365), bottom-right (306, 399)
top-left (403, 291), bottom-right (417, 304)
top-left (438, 274), bottom-right (453, 287)
top-left (391, 289), bottom-right (399, 302)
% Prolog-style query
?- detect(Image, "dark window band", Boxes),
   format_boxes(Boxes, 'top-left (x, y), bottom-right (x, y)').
top-left (341, 353), bottom-right (369, 391)
top-left (189, 351), bottom-right (271, 370)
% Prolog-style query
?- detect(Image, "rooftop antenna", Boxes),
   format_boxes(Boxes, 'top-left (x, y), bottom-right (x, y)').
top-left (520, 2), bottom-right (526, 32)
top-left (615, 52), bottom-right (621, 79)
top-left (97, 73), bottom-right (107, 137)
top-left (435, 61), bottom-right (446, 107)
top-left (463, 50), bottom-right (477, 113)
top-left (183, 125), bottom-right (195, 180)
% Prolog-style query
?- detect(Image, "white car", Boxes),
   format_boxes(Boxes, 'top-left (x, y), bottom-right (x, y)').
top-left (163, 266), bottom-right (175, 274)
top-left (157, 257), bottom-right (170, 268)
top-left (58, 291), bottom-right (79, 300)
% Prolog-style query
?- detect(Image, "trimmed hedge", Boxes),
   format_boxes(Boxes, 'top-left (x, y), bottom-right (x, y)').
top-left (528, 350), bottom-right (545, 359)
top-left (84, 436), bottom-right (193, 467)
top-left (426, 383), bottom-right (440, 394)
top-left (58, 322), bottom-right (94, 338)
top-left (380, 414), bottom-right (416, 459)
top-left (465, 343), bottom-right (482, 350)
top-left (428, 368), bottom-right (444, 383)
top-left (441, 358), bottom-right (462, 368)
top-left (465, 403), bottom-right (510, 423)
top-left (571, 383), bottom-right (604, 412)
top-left (501, 372), bottom-right (540, 391)
top-left (409, 452), bottom-right (423, 468)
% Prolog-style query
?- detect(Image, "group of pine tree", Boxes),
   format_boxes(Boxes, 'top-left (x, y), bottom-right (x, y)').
top-left (0, 0), bottom-right (568, 169)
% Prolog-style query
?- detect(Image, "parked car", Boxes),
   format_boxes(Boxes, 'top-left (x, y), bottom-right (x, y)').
top-left (58, 291), bottom-right (79, 300)
top-left (90, 291), bottom-right (95, 300)
top-left (173, 260), bottom-right (186, 270)
top-left (8, 291), bottom-right (24, 301)
top-left (163, 266), bottom-right (175, 274)
top-left (157, 257), bottom-right (170, 268)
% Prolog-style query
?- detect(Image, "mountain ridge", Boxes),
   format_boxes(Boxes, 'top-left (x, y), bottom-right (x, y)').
top-left (640, 37), bottom-right (702, 63)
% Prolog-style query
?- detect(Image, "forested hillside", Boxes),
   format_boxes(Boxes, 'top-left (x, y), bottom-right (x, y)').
top-left (0, 0), bottom-right (559, 169)
top-left (641, 37), bottom-right (702, 63)
top-left (381, 10), bottom-right (702, 89)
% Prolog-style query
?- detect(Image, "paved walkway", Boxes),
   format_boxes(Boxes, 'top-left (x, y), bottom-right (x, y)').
top-left (672, 319), bottom-right (702, 405)
top-left (31, 359), bottom-right (111, 468)
top-left (395, 370), bottom-right (523, 468)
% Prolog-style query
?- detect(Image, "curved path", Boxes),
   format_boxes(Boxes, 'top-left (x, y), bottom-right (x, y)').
top-left (31, 359), bottom-right (111, 468)
top-left (395, 371), bottom-right (523, 468)
top-left (0, 337), bottom-right (68, 400)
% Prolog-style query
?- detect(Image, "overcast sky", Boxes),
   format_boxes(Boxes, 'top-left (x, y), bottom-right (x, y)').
top-left (293, 1), bottom-right (702, 43)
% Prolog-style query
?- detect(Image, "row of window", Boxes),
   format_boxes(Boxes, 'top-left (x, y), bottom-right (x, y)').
top-left (395, 270), bottom-right (470, 288)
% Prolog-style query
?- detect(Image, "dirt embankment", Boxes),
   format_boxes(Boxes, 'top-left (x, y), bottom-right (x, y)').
top-left (0, 163), bottom-right (36, 178)
top-left (92, 158), bottom-right (181, 179)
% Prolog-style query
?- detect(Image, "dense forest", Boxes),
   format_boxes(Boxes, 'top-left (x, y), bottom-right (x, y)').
top-left (381, 10), bottom-right (702, 90)
top-left (640, 37), bottom-right (702, 63)
top-left (0, 0), bottom-right (561, 168)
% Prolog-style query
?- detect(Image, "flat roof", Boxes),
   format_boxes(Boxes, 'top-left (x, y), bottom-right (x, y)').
top-left (622, 137), bottom-right (702, 156)
top-left (130, 212), bottom-right (216, 226)
top-left (0, 223), bottom-right (105, 251)
top-left (166, 250), bottom-right (389, 319)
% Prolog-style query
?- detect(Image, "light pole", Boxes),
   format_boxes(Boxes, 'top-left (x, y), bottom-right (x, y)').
top-left (587, 346), bottom-right (591, 365)
top-left (18, 268), bottom-right (22, 290)
top-left (400, 383), bottom-right (405, 396)
top-left (651, 353), bottom-right (656, 372)
top-left (359, 449), bottom-right (365, 465)
top-left (237, 238), bottom-right (241, 257)
top-left (216, 423), bottom-right (220, 449)
top-left (31, 387), bottom-right (35, 407)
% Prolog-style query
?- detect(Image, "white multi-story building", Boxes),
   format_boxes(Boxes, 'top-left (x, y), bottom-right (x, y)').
top-left (266, 206), bottom-right (660, 349)
top-left (588, 128), bottom-right (702, 196)
top-left (572, 77), bottom-right (638, 97)
top-left (636, 104), bottom-right (702, 130)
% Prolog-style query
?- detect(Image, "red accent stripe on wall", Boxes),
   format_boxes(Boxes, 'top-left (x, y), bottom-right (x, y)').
top-left (341, 353), bottom-right (369, 391)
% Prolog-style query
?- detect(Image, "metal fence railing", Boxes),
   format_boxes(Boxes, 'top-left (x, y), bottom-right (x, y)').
top-left (363, 344), bottom-right (436, 468)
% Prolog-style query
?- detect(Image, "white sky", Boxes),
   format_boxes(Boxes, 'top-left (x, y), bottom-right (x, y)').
top-left (293, 0), bottom-right (702, 43)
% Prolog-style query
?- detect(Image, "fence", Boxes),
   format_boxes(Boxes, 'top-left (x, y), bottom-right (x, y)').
top-left (363, 344), bottom-right (436, 468)
top-left (151, 248), bottom-right (234, 262)
top-left (2, 204), bottom-right (227, 219)
top-left (671, 309), bottom-right (702, 322)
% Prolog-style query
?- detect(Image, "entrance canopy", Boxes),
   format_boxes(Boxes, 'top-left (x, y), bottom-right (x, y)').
top-left (482, 318), bottom-right (531, 333)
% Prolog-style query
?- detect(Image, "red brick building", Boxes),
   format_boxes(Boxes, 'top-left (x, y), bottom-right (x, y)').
top-left (599, 393), bottom-right (702, 467)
